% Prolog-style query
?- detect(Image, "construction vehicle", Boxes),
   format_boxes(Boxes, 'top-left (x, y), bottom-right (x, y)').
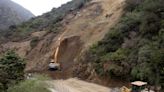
top-left (49, 37), bottom-right (62, 71)
top-left (121, 81), bottom-right (154, 92)
top-left (48, 31), bottom-right (68, 71)
top-left (131, 81), bottom-right (148, 92)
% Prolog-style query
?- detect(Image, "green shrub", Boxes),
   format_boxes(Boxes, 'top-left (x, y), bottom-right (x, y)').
top-left (0, 51), bottom-right (25, 92)
top-left (101, 30), bottom-right (124, 52)
top-left (131, 64), bottom-right (152, 81)
top-left (7, 75), bottom-right (50, 92)
top-left (125, 0), bottom-right (143, 11)
top-left (30, 37), bottom-right (40, 49)
top-left (139, 12), bottom-right (160, 36)
top-left (109, 48), bottom-right (130, 61)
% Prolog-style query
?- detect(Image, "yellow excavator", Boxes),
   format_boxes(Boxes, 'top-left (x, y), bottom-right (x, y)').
top-left (48, 31), bottom-right (68, 71)
top-left (121, 81), bottom-right (151, 92)
top-left (48, 38), bottom-right (61, 70)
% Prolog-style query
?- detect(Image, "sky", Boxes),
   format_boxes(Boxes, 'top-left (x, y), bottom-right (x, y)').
top-left (11, 0), bottom-right (72, 16)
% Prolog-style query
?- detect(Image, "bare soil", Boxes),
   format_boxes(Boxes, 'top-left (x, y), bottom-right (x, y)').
top-left (48, 78), bottom-right (111, 92)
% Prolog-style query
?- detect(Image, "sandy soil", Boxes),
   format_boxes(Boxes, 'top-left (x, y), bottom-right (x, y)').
top-left (48, 78), bottom-right (111, 92)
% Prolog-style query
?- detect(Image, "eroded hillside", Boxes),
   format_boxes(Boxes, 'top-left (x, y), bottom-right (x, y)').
top-left (0, 0), bottom-right (125, 82)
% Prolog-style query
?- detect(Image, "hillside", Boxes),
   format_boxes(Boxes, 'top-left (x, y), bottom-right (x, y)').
top-left (0, 0), bottom-right (125, 79)
top-left (76, 0), bottom-right (164, 89)
top-left (0, 0), bottom-right (163, 91)
top-left (0, 0), bottom-right (34, 30)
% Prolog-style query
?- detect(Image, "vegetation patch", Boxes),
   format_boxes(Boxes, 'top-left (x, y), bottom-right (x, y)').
top-left (87, 0), bottom-right (164, 90)
top-left (7, 75), bottom-right (50, 92)
top-left (0, 50), bottom-right (25, 92)
top-left (30, 37), bottom-right (40, 49)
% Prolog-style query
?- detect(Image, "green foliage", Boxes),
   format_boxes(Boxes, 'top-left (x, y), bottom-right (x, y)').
top-left (125, 0), bottom-right (144, 11)
top-left (88, 0), bottom-right (164, 89)
top-left (30, 37), bottom-right (40, 49)
top-left (108, 48), bottom-right (129, 61)
top-left (131, 64), bottom-right (152, 81)
top-left (7, 75), bottom-right (50, 92)
top-left (98, 29), bottom-right (124, 53)
top-left (0, 51), bottom-right (25, 92)
top-left (139, 12), bottom-right (160, 36)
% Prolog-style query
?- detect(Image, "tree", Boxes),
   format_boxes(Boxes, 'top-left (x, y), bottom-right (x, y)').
top-left (0, 51), bottom-right (25, 92)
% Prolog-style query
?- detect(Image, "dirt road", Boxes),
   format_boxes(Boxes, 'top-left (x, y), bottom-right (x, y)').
top-left (48, 78), bottom-right (111, 92)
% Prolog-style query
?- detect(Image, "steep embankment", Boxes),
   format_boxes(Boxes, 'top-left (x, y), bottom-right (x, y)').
top-left (75, 0), bottom-right (164, 89)
top-left (28, 0), bottom-right (125, 72)
top-left (0, 0), bottom-right (34, 30)
top-left (0, 0), bottom-right (125, 82)
top-left (27, 1), bottom-right (125, 81)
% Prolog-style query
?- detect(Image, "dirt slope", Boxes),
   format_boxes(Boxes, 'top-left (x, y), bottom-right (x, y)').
top-left (62, 0), bottom-right (125, 48)
top-left (1, 41), bottom-right (31, 57)
top-left (27, 0), bottom-right (125, 72)
top-left (0, 0), bottom-right (125, 79)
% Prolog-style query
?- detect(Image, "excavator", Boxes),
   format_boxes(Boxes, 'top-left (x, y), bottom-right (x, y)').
top-left (48, 31), bottom-right (68, 71)
top-left (121, 81), bottom-right (154, 92)
top-left (48, 38), bottom-right (61, 71)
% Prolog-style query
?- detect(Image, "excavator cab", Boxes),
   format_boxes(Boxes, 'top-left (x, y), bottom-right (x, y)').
top-left (131, 81), bottom-right (147, 92)
top-left (48, 59), bottom-right (60, 71)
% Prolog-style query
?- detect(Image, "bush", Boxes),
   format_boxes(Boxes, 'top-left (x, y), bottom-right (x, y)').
top-left (125, 0), bottom-right (143, 11)
top-left (0, 51), bottom-right (25, 92)
top-left (108, 48), bottom-right (130, 61)
top-left (139, 12), bottom-right (160, 36)
top-left (30, 37), bottom-right (40, 49)
top-left (7, 75), bottom-right (50, 92)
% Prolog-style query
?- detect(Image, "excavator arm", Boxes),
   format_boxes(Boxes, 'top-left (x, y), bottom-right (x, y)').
top-left (49, 41), bottom-right (61, 70)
